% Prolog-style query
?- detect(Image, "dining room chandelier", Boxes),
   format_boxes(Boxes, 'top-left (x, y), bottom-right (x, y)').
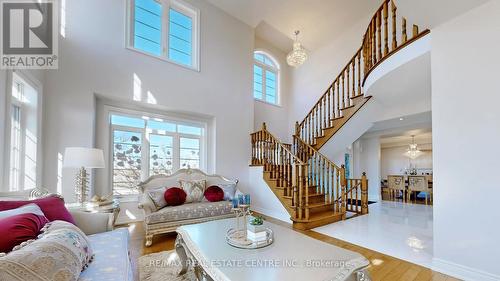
top-left (286, 30), bottom-right (308, 67)
top-left (405, 135), bottom-right (422, 159)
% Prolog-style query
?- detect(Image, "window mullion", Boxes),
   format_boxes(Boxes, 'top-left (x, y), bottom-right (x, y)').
top-left (262, 66), bottom-right (267, 103)
top-left (19, 104), bottom-right (26, 190)
top-left (162, 0), bottom-right (169, 58)
top-left (143, 129), bottom-right (150, 179)
top-left (129, 0), bottom-right (135, 47)
top-left (173, 132), bottom-right (180, 170)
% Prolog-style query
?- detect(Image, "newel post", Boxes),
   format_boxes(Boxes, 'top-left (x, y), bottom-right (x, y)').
top-left (301, 163), bottom-right (310, 220)
top-left (361, 172), bottom-right (369, 215)
top-left (295, 121), bottom-right (300, 136)
top-left (262, 122), bottom-right (267, 131)
top-left (340, 165), bottom-right (347, 219)
top-left (292, 163), bottom-right (303, 220)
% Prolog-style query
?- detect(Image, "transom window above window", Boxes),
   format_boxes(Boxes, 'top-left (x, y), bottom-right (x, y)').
top-left (253, 51), bottom-right (279, 105)
top-left (127, 0), bottom-right (199, 70)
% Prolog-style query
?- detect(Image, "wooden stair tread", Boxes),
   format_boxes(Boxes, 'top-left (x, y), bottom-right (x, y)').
top-left (283, 192), bottom-right (325, 199)
top-left (309, 211), bottom-right (341, 221)
top-left (308, 202), bottom-right (334, 208)
top-left (340, 104), bottom-right (355, 110)
top-left (292, 210), bottom-right (342, 224)
top-left (350, 94), bottom-right (365, 99)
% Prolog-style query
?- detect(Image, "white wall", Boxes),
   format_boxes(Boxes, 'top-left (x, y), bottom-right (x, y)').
top-left (431, 1), bottom-right (500, 279)
top-left (381, 144), bottom-right (432, 179)
top-left (352, 137), bottom-right (381, 201)
top-left (253, 37), bottom-right (291, 142)
top-left (288, 20), bottom-right (368, 134)
top-left (249, 166), bottom-right (292, 223)
top-left (42, 0), bottom-right (254, 201)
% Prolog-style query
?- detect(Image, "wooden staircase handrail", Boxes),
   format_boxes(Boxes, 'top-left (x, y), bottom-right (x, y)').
top-left (251, 124), bottom-right (305, 166)
top-left (298, 46), bottom-right (363, 130)
top-left (297, 0), bottom-right (429, 148)
top-left (293, 134), bottom-right (341, 170)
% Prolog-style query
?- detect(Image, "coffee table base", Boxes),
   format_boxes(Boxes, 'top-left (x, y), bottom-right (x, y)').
top-left (176, 235), bottom-right (214, 281)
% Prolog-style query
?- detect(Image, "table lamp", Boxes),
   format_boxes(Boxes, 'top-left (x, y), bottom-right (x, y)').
top-left (63, 147), bottom-right (105, 204)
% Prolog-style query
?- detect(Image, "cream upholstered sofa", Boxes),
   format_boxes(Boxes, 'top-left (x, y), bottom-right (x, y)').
top-left (138, 168), bottom-right (238, 246)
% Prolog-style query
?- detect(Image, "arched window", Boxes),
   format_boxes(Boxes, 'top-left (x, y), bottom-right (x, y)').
top-left (253, 51), bottom-right (279, 105)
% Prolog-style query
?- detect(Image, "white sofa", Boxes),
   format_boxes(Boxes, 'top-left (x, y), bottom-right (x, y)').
top-left (138, 168), bottom-right (238, 246)
top-left (0, 188), bottom-right (133, 281)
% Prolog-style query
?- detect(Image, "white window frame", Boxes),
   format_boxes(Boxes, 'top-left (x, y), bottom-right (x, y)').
top-left (107, 108), bottom-right (207, 197)
top-left (2, 71), bottom-right (43, 192)
top-left (125, 0), bottom-right (200, 71)
top-left (253, 50), bottom-right (280, 106)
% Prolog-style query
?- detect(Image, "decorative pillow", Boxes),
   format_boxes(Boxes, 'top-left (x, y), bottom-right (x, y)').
top-left (0, 213), bottom-right (49, 253)
top-left (0, 220), bottom-right (93, 281)
top-left (164, 187), bottom-right (187, 206)
top-left (218, 183), bottom-right (237, 200)
top-left (179, 179), bottom-right (206, 203)
top-left (147, 187), bottom-right (168, 210)
top-left (204, 186), bottom-right (225, 202)
top-left (0, 203), bottom-right (45, 220)
top-left (42, 220), bottom-right (93, 266)
top-left (0, 195), bottom-right (76, 225)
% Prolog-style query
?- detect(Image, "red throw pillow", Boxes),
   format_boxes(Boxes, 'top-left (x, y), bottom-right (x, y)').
top-left (204, 186), bottom-right (224, 202)
top-left (0, 213), bottom-right (49, 253)
top-left (0, 195), bottom-right (76, 225)
top-left (164, 187), bottom-right (187, 206)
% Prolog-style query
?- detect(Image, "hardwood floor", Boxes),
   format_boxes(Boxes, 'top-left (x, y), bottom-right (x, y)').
top-left (120, 218), bottom-right (459, 281)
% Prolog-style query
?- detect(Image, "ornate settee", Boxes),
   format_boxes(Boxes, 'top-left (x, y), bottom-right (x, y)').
top-left (138, 168), bottom-right (238, 246)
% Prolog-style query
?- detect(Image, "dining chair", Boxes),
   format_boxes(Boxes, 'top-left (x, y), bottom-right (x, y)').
top-left (408, 175), bottom-right (432, 204)
top-left (387, 175), bottom-right (405, 202)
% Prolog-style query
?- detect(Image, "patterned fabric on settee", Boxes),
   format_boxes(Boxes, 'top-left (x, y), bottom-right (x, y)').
top-left (78, 228), bottom-right (133, 281)
top-left (145, 201), bottom-right (233, 224)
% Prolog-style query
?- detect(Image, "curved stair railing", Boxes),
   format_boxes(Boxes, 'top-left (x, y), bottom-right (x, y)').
top-left (250, 0), bottom-right (428, 229)
top-left (298, 0), bottom-right (430, 148)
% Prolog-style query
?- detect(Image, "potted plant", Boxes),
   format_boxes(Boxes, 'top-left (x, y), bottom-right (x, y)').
top-left (248, 216), bottom-right (265, 233)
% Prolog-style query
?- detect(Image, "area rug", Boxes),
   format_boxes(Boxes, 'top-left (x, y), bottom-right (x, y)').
top-left (138, 250), bottom-right (196, 281)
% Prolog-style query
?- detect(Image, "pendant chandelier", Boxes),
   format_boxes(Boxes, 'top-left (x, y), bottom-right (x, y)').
top-left (287, 30), bottom-right (308, 67)
top-left (405, 135), bottom-right (422, 159)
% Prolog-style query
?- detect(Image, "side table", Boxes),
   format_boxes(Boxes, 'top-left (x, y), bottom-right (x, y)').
top-left (65, 200), bottom-right (120, 228)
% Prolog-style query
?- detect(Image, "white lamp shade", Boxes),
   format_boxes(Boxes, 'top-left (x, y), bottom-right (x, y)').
top-left (63, 147), bottom-right (105, 168)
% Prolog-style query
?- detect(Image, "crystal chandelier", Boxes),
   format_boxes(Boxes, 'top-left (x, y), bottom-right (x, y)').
top-left (287, 30), bottom-right (308, 67)
top-left (405, 135), bottom-right (422, 159)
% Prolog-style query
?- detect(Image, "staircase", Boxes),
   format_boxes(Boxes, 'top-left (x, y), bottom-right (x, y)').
top-left (250, 0), bottom-right (429, 230)
top-left (251, 125), bottom-right (368, 230)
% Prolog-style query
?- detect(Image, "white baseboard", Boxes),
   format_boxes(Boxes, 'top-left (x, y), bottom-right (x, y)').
top-left (432, 258), bottom-right (500, 281)
top-left (250, 205), bottom-right (292, 224)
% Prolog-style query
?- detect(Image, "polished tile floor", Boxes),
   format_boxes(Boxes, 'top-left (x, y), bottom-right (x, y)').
top-left (314, 201), bottom-right (434, 269)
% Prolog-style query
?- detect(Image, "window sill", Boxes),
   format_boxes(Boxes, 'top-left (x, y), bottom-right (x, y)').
top-left (125, 46), bottom-right (200, 72)
top-left (254, 98), bottom-right (282, 108)
top-left (115, 194), bottom-right (140, 203)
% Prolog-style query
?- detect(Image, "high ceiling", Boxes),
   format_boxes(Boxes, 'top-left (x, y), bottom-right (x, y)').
top-left (207, 0), bottom-right (380, 51)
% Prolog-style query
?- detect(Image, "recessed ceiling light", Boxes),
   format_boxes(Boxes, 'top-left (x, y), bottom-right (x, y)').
top-left (399, 118), bottom-right (404, 121)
